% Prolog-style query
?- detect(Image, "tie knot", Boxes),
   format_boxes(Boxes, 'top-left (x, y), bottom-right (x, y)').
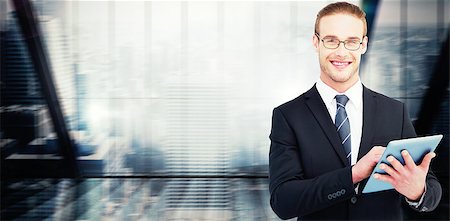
top-left (335, 95), bottom-right (349, 106)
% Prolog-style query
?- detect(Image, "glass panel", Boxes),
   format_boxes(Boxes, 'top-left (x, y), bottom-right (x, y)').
top-left (405, 0), bottom-right (443, 99)
top-left (1, 0), bottom-right (368, 177)
top-left (362, 0), bottom-right (402, 98)
top-left (26, 1), bottom-right (339, 176)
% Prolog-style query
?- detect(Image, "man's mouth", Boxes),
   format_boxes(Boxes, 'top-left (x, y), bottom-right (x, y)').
top-left (330, 60), bottom-right (352, 69)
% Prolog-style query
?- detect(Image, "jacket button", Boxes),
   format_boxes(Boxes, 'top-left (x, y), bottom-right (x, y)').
top-left (350, 196), bottom-right (357, 204)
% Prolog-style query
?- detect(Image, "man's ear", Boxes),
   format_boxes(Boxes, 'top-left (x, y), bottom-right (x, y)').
top-left (312, 34), bottom-right (319, 53)
top-left (361, 35), bottom-right (369, 54)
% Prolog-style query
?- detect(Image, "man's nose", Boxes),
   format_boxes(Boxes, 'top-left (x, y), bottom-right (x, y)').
top-left (334, 42), bottom-right (348, 56)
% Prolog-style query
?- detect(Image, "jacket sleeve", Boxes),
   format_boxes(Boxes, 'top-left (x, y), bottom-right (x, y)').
top-left (401, 103), bottom-right (442, 212)
top-left (269, 107), bottom-right (355, 220)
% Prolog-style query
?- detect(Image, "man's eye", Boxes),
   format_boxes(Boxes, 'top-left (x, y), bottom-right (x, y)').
top-left (346, 40), bottom-right (359, 45)
top-left (324, 39), bottom-right (338, 44)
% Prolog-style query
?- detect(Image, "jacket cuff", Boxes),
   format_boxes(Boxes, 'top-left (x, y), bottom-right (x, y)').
top-left (405, 185), bottom-right (426, 209)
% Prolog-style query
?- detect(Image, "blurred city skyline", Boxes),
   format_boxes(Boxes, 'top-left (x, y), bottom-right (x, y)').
top-left (1, 0), bottom-right (448, 175)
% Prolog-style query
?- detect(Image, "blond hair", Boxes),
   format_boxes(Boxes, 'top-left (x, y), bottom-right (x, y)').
top-left (315, 2), bottom-right (367, 36)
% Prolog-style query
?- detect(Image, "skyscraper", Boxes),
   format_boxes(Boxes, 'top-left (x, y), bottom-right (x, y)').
top-left (1, 12), bottom-right (76, 132)
top-left (1, 13), bottom-right (45, 106)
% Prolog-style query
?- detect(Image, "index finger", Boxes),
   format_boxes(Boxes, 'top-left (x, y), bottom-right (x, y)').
top-left (401, 150), bottom-right (416, 169)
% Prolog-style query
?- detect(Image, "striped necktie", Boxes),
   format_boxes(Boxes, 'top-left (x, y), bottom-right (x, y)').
top-left (335, 95), bottom-right (351, 164)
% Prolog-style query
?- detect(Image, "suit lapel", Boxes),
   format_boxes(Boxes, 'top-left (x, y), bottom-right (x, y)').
top-left (357, 86), bottom-right (377, 161)
top-left (305, 85), bottom-right (349, 166)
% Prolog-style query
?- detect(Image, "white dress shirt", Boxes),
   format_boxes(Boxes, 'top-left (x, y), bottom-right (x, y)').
top-left (316, 78), bottom-right (363, 166)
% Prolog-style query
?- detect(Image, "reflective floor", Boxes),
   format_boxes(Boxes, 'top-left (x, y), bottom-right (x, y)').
top-left (1, 178), bottom-right (293, 221)
top-left (2, 177), bottom-right (449, 220)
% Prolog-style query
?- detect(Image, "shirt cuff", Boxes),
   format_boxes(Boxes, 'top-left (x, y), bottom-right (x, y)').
top-left (405, 186), bottom-right (426, 208)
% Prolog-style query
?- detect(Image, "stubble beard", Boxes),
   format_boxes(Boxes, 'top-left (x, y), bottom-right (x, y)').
top-left (320, 56), bottom-right (359, 84)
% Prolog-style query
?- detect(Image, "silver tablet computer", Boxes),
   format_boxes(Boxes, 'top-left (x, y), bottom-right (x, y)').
top-left (362, 134), bottom-right (443, 194)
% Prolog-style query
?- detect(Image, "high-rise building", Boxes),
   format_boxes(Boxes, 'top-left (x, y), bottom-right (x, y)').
top-left (0, 13), bottom-right (51, 142)
top-left (1, 12), bottom-right (76, 130)
top-left (0, 13), bottom-right (45, 106)
top-left (75, 67), bottom-right (88, 131)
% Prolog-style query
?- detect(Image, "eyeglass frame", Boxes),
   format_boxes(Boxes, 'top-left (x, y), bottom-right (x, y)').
top-left (314, 32), bottom-right (364, 51)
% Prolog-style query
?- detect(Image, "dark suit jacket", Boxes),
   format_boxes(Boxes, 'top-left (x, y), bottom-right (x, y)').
top-left (269, 85), bottom-right (442, 220)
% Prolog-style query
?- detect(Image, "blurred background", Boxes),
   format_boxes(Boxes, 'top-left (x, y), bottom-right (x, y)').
top-left (0, 0), bottom-right (448, 220)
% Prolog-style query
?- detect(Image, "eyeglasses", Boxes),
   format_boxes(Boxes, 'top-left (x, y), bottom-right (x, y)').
top-left (315, 33), bottom-right (363, 51)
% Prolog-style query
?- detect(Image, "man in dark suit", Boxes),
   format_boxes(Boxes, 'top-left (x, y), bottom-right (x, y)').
top-left (269, 2), bottom-right (442, 220)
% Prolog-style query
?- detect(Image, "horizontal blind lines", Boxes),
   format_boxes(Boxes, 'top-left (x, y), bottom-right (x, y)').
top-left (165, 178), bottom-right (232, 209)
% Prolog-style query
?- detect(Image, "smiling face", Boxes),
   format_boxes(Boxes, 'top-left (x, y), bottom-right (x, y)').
top-left (313, 13), bottom-right (368, 92)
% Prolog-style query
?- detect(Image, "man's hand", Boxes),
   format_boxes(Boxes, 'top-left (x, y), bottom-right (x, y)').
top-left (352, 146), bottom-right (386, 184)
top-left (374, 150), bottom-right (436, 201)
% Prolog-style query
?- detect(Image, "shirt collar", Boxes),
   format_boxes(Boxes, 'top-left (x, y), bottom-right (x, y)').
top-left (316, 77), bottom-right (363, 110)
